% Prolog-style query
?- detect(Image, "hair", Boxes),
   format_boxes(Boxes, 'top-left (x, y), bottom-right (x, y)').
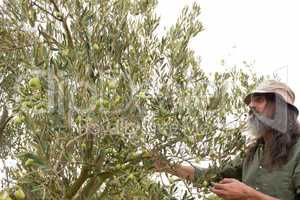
top-left (245, 95), bottom-right (300, 170)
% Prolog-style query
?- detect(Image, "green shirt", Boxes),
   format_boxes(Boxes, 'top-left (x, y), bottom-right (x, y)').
top-left (194, 139), bottom-right (300, 200)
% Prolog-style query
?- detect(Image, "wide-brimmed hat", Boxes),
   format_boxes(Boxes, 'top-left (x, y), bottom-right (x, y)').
top-left (244, 80), bottom-right (298, 114)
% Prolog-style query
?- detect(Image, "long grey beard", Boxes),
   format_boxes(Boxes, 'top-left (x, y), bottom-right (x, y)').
top-left (251, 94), bottom-right (288, 134)
top-left (244, 114), bottom-right (271, 139)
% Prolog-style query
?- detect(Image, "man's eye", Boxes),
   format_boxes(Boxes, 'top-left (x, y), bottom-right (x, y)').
top-left (251, 95), bottom-right (265, 103)
top-left (254, 97), bottom-right (264, 102)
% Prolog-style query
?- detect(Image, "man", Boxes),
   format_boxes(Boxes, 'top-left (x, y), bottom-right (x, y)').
top-left (154, 80), bottom-right (300, 200)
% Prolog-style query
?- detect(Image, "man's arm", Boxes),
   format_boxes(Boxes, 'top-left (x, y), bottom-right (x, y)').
top-left (153, 157), bottom-right (242, 184)
top-left (154, 159), bottom-right (196, 181)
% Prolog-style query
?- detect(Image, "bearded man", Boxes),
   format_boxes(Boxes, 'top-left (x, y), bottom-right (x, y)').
top-left (154, 80), bottom-right (300, 200)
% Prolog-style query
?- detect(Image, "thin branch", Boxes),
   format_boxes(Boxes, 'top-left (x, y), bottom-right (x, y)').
top-left (38, 27), bottom-right (60, 47)
top-left (32, 1), bottom-right (61, 21)
top-left (49, 0), bottom-right (74, 48)
top-left (54, 132), bottom-right (88, 172)
top-left (0, 44), bottom-right (34, 52)
top-left (0, 106), bottom-right (12, 137)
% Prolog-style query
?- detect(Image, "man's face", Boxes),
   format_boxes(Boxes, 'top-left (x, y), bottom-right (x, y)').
top-left (246, 94), bottom-right (275, 138)
top-left (248, 94), bottom-right (274, 117)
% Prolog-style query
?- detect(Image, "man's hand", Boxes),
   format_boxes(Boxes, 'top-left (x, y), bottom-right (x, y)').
top-left (210, 178), bottom-right (280, 200)
top-left (210, 178), bottom-right (253, 200)
top-left (153, 158), bottom-right (169, 172)
top-left (149, 152), bottom-right (169, 172)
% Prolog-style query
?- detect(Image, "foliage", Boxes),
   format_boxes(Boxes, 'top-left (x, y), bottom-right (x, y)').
top-left (0, 0), bottom-right (262, 199)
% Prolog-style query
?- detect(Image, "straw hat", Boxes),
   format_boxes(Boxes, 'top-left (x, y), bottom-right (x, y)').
top-left (244, 80), bottom-right (298, 114)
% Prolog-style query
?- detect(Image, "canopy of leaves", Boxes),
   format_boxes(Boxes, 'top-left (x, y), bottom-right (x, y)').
top-left (0, 0), bottom-right (262, 199)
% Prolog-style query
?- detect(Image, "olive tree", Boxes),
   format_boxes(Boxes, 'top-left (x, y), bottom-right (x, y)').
top-left (0, 0), bottom-right (261, 199)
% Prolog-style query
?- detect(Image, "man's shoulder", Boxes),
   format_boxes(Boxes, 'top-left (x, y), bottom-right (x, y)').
top-left (294, 135), bottom-right (300, 147)
top-left (292, 136), bottom-right (300, 157)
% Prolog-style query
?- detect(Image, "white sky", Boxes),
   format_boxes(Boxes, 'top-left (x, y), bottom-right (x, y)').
top-left (156, 0), bottom-right (300, 111)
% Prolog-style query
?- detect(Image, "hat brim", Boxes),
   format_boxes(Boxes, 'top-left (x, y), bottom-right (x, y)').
top-left (244, 91), bottom-right (299, 115)
top-left (244, 91), bottom-right (274, 105)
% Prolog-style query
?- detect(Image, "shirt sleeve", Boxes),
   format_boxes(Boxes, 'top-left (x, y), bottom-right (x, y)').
top-left (192, 155), bottom-right (243, 187)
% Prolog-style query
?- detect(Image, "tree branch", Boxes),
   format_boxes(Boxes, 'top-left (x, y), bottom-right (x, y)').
top-left (62, 123), bottom-right (97, 199)
top-left (64, 166), bottom-right (90, 199)
top-left (0, 106), bottom-right (12, 136)
top-left (49, 0), bottom-right (74, 48)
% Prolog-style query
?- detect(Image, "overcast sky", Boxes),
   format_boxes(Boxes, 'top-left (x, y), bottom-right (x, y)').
top-left (156, 0), bottom-right (300, 110)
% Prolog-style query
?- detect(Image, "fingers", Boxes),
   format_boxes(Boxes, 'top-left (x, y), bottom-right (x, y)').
top-left (210, 187), bottom-right (227, 197)
top-left (219, 178), bottom-right (236, 184)
top-left (211, 182), bottom-right (226, 190)
top-left (210, 184), bottom-right (230, 199)
top-left (153, 158), bottom-right (169, 172)
top-left (210, 178), bottom-right (237, 193)
top-left (153, 160), bottom-right (164, 172)
top-left (211, 178), bottom-right (236, 188)
top-left (211, 178), bottom-right (249, 200)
